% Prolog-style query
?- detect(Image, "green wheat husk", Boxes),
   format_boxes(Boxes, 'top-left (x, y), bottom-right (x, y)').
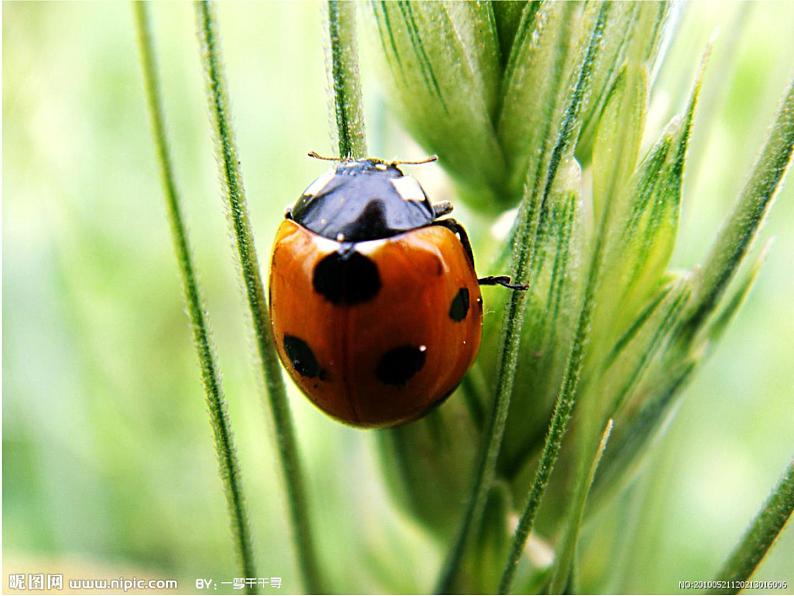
top-left (368, 1), bottom-right (794, 594)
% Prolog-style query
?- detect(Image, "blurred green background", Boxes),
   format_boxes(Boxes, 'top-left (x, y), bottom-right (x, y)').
top-left (3, 1), bottom-right (793, 594)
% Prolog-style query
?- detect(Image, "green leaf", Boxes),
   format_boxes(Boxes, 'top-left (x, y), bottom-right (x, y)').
top-left (594, 123), bottom-right (677, 334)
top-left (707, 460), bottom-right (794, 594)
top-left (625, 0), bottom-right (670, 66)
top-left (611, 127), bottom-right (680, 317)
top-left (584, 65), bottom-right (706, 501)
top-left (592, 240), bottom-right (766, 511)
top-left (370, 0), bottom-right (507, 211)
top-left (686, 77), bottom-right (794, 333)
top-left (442, 1), bottom-right (502, 117)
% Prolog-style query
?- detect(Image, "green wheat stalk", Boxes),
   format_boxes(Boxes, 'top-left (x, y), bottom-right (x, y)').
top-left (547, 419), bottom-right (613, 594)
top-left (133, 3), bottom-right (256, 591)
top-left (494, 6), bottom-right (610, 593)
top-left (707, 460), bottom-right (794, 595)
top-left (327, 0), bottom-right (367, 159)
top-left (194, 2), bottom-right (324, 592)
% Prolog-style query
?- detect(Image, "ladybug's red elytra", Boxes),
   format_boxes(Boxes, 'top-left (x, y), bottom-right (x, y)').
top-left (269, 155), bottom-right (523, 428)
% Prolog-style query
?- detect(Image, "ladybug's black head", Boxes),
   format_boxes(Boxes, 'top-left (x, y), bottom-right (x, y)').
top-left (290, 159), bottom-right (438, 242)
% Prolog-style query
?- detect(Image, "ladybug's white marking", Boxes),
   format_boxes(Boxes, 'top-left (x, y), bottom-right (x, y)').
top-left (301, 169), bottom-right (335, 198)
top-left (391, 176), bottom-right (426, 202)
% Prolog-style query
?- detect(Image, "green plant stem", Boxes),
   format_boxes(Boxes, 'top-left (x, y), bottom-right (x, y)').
top-left (498, 255), bottom-right (595, 595)
top-left (327, 0), bottom-right (367, 159)
top-left (498, 7), bottom-right (610, 593)
top-left (133, 3), bottom-right (255, 591)
top-left (434, 107), bottom-right (538, 596)
top-left (707, 460), bottom-right (794, 595)
top-left (195, 2), bottom-right (324, 593)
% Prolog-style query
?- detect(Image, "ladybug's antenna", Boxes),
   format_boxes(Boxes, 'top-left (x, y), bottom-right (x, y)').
top-left (308, 150), bottom-right (345, 162)
top-left (307, 151), bottom-right (438, 166)
top-left (389, 155), bottom-right (438, 166)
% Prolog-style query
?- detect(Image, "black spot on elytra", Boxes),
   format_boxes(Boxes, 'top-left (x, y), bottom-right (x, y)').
top-left (448, 288), bottom-right (470, 322)
top-left (283, 335), bottom-right (326, 379)
top-left (313, 249), bottom-right (381, 305)
top-left (376, 345), bottom-right (427, 386)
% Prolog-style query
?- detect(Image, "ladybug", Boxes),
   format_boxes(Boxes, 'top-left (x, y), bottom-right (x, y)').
top-left (269, 153), bottom-right (522, 428)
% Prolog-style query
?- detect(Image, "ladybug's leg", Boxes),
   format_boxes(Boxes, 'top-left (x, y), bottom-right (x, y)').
top-left (433, 219), bottom-right (528, 290)
top-left (432, 201), bottom-right (454, 218)
top-left (477, 275), bottom-right (528, 290)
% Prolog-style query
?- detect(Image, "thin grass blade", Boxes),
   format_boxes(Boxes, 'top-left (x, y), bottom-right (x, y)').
top-left (194, 3), bottom-right (324, 592)
top-left (496, 178), bottom-right (583, 479)
top-left (547, 419), bottom-right (614, 595)
top-left (492, 7), bottom-right (612, 594)
top-left (133, 3), bottom-right (256, 590)
top-left (702, 241), bottom-right (770, 345)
